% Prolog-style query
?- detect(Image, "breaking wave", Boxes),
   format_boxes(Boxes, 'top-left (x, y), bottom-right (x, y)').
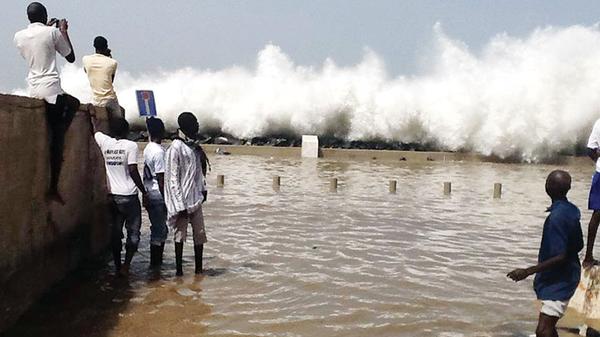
top-left (17, 24), bottom-right (600, 160)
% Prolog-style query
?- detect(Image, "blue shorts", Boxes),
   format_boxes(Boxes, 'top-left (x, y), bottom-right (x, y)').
top-left (589, 172), bottom-right (600, 210)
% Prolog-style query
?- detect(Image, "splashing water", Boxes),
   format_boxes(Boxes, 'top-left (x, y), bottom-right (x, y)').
top-left (17, 24), bottom-right (600, 160)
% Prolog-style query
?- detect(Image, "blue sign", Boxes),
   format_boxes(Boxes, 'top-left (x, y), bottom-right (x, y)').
top-left (136, 90), bottom-right (157, 117)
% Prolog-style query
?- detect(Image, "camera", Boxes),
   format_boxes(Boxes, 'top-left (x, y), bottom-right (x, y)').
top-left (47, 18), bottom-right (63, 28)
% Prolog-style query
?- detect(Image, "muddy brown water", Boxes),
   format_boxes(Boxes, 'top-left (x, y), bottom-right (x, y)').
top-left (5, 153), bottom-right (600, 337)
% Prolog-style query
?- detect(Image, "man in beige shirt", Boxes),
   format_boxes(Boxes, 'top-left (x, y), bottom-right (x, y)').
top-left (83, 36), bottom-right (123, 119)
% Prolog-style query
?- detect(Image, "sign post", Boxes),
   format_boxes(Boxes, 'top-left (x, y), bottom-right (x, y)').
top-left (136, 90), bottom-right (157, 117)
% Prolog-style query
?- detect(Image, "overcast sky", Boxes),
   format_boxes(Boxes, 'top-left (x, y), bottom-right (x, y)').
top-left (3, 0), bottom-right (600, 92)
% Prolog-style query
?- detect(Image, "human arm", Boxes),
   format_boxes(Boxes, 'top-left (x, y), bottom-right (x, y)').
top-left (588, 148), bottom-right (600, 162)
top-left (57, 19), bottom-right (75, 63)
top-left (157, 173), bottom-right (165, 197)
top-left (507, 253), bottom-right (567, 281)
top-left (129, 164), bottom-right (148, 207)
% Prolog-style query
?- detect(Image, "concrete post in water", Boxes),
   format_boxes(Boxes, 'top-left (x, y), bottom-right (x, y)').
top-left (389, 180), bottom-right (397, 193)
top-left (330, 178), bottom-right (338, 192)
top-left (273, 176), bottom-right (281, 191)
top-left (493, 183), bottom-right (502, 199)
top-left (444, 182), bottom-right (451, 195)
top-left (217, 174), bottom-right (225, 188)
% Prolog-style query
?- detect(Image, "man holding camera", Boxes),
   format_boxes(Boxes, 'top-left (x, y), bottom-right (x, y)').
top-left (83, 36), bottom-right (125, 120)
top-left (14, 2), bottom-right (79, 203)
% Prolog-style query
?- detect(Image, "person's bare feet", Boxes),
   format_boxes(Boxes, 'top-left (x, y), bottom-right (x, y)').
top-left (583, 258), bottom-right (599, 269)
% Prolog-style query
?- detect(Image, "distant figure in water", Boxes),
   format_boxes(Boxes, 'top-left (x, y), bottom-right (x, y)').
top-left (584, 120), bottom-right (600, 267)
top-left (165, 112), bottom-right (210, 276)
top-left (91, 110), bottom-right (149, 277)
top-left (507, 170), bottom-right (583, 337)
top-left (14, 2), bottom-right (79, 204)
top-left (144, 117), bottom-right (168, 268)
top-left (82, 36), bottom-right (124, 120)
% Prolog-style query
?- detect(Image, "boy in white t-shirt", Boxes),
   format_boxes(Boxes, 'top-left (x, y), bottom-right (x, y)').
top-left (91, 110), bottom-right (148, 277)
top-left (143, 118), bottom-right (168, 267)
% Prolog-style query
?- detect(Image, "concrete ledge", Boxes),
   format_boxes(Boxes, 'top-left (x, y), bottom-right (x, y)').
top-left (202, 144), bottom-right (481, 162)
top-left (0, 94), bottom-right (110, 332)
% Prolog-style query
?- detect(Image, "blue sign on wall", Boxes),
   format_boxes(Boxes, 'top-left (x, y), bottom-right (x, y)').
top-left (136, 90), bottom-right (157, 117)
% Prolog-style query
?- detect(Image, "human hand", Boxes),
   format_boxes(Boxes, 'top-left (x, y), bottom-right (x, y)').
top-left (58, 19), bottom-right (69, 32)
top-left (47, 18), bottom-right (59, 27)
top-left (507, 268), bottom-right (530, 282)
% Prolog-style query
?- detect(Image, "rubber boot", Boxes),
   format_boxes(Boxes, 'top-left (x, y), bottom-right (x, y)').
top-left (120, 247), bottom-right (136, 277)
top-left (175, 242), bottom-right (184, 276)
top-left (158, 242), bottom-right (165, 265)
top-left (150, 245), bottom-right (160, 268)
top-left (112, 249), bottom-right (122, 273)
top-left (194, 244), bottom-right (203, 274)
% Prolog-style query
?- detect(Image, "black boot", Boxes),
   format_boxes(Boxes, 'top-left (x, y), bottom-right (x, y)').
top-left (150, 245), bottom-right (160, 268)
top-left (120, 247), bottom-right (136, 277)
top-left (112, 249), bottom-right (122, 273)
top-left (194, 244), bottom-right (203, 274)
top-left (175, 242), bottom-right (184, 276)
top-left (158, 242), bottom-right (165, 265)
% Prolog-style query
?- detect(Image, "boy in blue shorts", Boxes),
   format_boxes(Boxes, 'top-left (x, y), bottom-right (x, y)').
top-left (507, 170), bottom-right (583, 337)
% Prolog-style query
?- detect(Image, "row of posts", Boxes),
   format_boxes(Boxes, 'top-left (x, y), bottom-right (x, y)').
top-left (216, 174), bottom-right (504, 198)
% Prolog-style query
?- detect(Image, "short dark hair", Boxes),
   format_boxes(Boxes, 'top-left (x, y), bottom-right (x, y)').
top-left (94, 36), bottom-right (108, 50)
top-left (546, 170), bottom-right (571, 198)
top-left (109, 118), bottom-right (129, 138)
top-left (27, 2), bottom-right (47, 23)
top-left (177, 112), bottom-right (199, 137)
top-left (146, 117), bottom-right (165, 139)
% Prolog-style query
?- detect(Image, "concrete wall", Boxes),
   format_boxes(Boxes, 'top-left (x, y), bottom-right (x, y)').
top-left (0, 94), bottom-right (110, 332)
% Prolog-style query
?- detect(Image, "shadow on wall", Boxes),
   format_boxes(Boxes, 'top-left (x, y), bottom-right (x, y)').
top-left (0, 94), bottom-right (111, 332)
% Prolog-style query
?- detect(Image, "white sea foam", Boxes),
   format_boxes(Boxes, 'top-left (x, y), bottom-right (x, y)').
top-left (19, 24), bottom-right (600, 160)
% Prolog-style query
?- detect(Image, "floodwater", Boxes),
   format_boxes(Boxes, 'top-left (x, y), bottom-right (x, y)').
top-left (5, 153), bottom-right (600, 337)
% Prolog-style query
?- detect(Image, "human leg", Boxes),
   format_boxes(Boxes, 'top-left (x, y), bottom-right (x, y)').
top-left (585, 173), bottom-right (600, 267)
top-left (46, 94), bottom-right (80, 201)
top-left (173, 214), bottom-right (189, 276)
top-left (109, 196), bottom-right (126, 272)
top-left (189, 207), bottom-right (207, 274)
top-left (147, 199), bottom-right (168, 267)
top-left (535, 312), bottom-right (559, 337)
top-left (117, 195), bottom-right (142, 277)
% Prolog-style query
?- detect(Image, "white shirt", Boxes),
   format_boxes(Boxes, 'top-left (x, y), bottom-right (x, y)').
top-left (164, 139), bottom-right (207, 224)
top-left (14, 23), bottom-right (72, 104)
top-left (95, 132), bottom-right (139, 196)
top-left (143, 142), bottom-right (166, 199)
top-left (82, 53), bottom-right (118, 106)
top-left (588, 118), bottom-right (600, 172)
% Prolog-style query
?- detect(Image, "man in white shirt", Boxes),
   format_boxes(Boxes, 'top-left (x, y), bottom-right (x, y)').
top-left (143, 117), bottom-right (168, 268)
top-left (83, 36), bottom-right (124, 119)
top-left (91, 111), bottom-right (149, 277)
top-left (165, 112), bottom-right (210, 276)
top-left (584, 119), bottom-right (600, 267)
top-left (14, 2), bottom-right (79, 203)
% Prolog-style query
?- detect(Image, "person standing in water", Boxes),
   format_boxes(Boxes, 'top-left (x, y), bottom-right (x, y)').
top-left (164, 112), bottom-right (210, 276)
top-left (583, 119), bottom-right (600, 267)
top-left (91, 110), bottom-right (148, 277)
top-left (14, 2), bottom-right (79, 203)
top-left (144, 117), bottom-right (168, 268)
top-left (507, 170), bottom-right (583, 337)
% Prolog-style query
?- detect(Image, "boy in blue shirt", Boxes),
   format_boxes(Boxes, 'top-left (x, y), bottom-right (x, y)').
top-left (508, 170), bottom-right (584, 337)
